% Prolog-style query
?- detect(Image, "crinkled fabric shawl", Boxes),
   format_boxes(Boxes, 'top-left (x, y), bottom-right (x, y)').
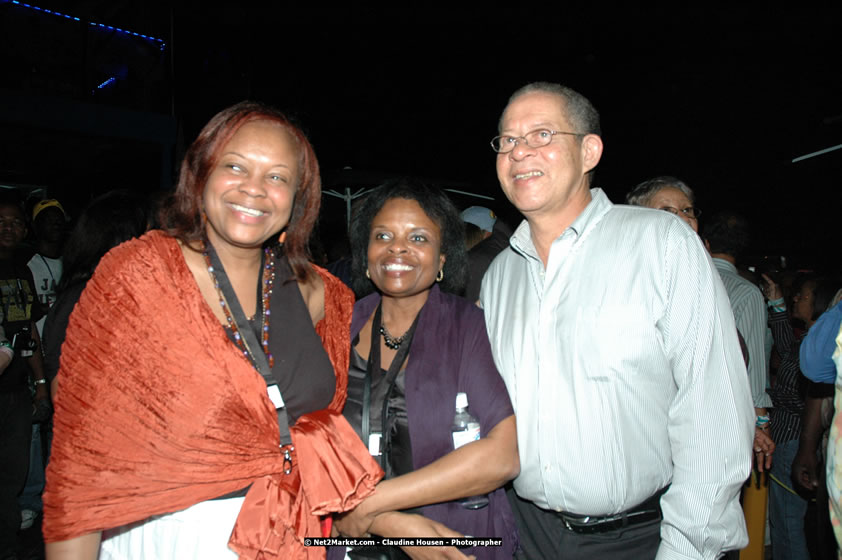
top-left (43, 230), bottom-right (382, 559)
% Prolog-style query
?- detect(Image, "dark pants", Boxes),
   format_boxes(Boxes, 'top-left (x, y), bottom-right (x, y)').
top-left (0, 390), bottom-right (32, 555)
top-left (507, 488), bottom-right (661, 560)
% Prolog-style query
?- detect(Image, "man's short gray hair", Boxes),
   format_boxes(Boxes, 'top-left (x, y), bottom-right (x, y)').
top-left (499, 82), bottom-right (601, 137)
top-left (625, 176), bottom-right (696, 207)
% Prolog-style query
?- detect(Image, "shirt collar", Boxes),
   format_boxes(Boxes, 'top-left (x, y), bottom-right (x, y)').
top-left (712, 257), bottom-right (738, 275)
top-left (510, 188), bottom-right (613, 259)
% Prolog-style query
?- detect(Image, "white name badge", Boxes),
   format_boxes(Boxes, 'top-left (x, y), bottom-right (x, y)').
top-left (267, 384), bottom-right (285, 409)
top-left (368, 433), bottom-right (382, 456)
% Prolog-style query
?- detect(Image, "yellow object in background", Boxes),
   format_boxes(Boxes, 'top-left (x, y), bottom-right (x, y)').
top-left (740, 473), bottom-right (768, 560)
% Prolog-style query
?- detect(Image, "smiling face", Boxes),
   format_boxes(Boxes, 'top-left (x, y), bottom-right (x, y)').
top-left (367, 197), bottom-right (445, 306)
top-left (648, 187), bottom-right (698, 232)
top-left (202, 120), bottom-right (299, 253)
top-left (496, 91), bottom-right (602, 224)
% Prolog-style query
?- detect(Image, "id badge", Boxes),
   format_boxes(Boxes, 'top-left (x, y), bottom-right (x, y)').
top-left (368, 432), bottom-right (382, 456)
top-left (267, 384), bottom-right (285, 409)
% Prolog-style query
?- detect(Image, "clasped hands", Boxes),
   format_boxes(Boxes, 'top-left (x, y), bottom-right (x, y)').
top-left (334, 504), bottom-right (476, 560)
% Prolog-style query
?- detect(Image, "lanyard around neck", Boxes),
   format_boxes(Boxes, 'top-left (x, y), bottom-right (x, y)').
top-left (362, 301), bottom-right (420, 470)
top-left (204, 241), bottom-right (292, 446)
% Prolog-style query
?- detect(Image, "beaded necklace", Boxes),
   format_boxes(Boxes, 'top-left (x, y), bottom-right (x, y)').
top-left (202, 244), bottom-right (276, 369)
top-left (379, 322), bottom-right (410, 350)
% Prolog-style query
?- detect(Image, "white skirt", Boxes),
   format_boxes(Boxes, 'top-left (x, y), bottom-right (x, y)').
top-left (99, 497), bottom-right (245, 560)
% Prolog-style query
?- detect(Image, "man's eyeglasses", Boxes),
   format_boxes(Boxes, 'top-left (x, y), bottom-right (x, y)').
top-left (659, 206), bottom-right (702, 220)
top-left (490, 129), bottom-right (583, 153)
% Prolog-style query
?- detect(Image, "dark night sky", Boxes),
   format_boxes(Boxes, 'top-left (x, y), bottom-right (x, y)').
top-left (1, 2), bottom-right (839, 267)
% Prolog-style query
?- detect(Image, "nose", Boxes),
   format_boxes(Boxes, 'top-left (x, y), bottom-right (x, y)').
top-left (238, 175), bottom-right (267, 197)
top-left (509, 139), bottom-right (536, 161)
top-left (388, 238), bottom-right (408, 254)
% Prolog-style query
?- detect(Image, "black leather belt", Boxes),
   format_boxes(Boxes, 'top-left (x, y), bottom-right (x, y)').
top-left (557, 487), bottom-right (667, 534)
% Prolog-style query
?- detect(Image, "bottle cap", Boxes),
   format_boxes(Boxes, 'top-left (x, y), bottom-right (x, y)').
top-left (455, 392), bottom-right (468, 409)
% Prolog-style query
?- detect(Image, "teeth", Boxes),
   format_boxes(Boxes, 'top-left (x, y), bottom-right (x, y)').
top-left (515, 171), bottom-right (543, 180)
top-left (384, 264), bottom-right (413, 271)
top-left (231, 204), bottom-right (264, 217)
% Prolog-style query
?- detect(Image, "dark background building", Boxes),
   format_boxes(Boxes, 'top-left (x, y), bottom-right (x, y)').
top-left (1, 1), bottom-right (838, 268)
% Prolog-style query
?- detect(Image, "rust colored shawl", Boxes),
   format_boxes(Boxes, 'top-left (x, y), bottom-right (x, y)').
top-left (43, 231), bottom-right (382, 559)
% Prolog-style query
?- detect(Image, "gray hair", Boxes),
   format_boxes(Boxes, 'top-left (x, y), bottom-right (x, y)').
top-left (499, 82), bottom-right (601, 137)
top-left (625, 176), bottom-right (696, 207)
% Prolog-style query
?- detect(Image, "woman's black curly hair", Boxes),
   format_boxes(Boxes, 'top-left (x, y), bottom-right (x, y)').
top-left (349, 177), bottom-right (468, 297)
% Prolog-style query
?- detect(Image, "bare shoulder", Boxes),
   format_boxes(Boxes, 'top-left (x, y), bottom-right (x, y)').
top-left (297, 266), bottom-right (326, 327)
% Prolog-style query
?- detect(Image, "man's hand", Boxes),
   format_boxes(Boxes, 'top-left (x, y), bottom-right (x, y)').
top-left (791, 447), bottom-right (819, 492)
top-left (32, 383), bottom-right (52, 423)
top-left (752, 427), bottom-right (774, 472)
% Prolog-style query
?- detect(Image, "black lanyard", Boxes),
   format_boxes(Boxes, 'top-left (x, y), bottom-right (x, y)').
top-left (205, 242), bottom-right (292, 446)
top-left (362, 301), bottom-right (420, 471)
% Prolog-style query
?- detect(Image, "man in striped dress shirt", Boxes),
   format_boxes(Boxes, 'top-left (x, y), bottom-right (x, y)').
top-left (480, 82), bottom-right (755, 559)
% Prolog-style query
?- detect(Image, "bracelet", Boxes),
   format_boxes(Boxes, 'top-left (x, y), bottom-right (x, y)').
top-left (767, 297), bottom-right (786, 313)
top-left (0, 340), bottom-right (11, 349)
top-left (756, 415), bottom-right (771, 429)
top-left (33, 378), bottom-right (47, 386)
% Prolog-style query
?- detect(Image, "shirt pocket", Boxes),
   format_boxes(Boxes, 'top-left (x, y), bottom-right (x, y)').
top-left (575, 304), bottom-right (653, 381)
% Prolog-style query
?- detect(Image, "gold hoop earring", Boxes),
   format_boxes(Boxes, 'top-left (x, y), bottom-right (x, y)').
top-left (436, 269), bottom-right (444, 282)
top-left (366, 269), bottom-right (371, 279)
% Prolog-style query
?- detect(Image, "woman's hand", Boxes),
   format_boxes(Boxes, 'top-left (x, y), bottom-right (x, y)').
top-left (760, 273), bottom-right (782, 301)
top-left (372, 512), bottom-right (475, 560)
top-left (333, 500), bottom-right (377, 538)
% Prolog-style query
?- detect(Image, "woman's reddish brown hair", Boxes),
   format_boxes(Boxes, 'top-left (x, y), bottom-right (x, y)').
top-left (159, 101), bottom-right (320, 280)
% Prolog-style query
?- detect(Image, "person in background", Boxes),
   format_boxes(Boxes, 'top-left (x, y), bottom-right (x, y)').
top-left (481, 82), bottom-right (753, 559)
top-left (626, 177), bottom-right (775, 467)
top-left (625, 175), bottom-right (700, 232)
top-left (761, 274), bottom-right (838, 559)
top-left (17, 198), bottom-right (67, 533)
top-left (0, 192), bottom-right (47, 560)
top-left (704, 212), bottom-right (773, 456)
top-left (43, 102), bottom-right (381, 560)
top-left (41, 190), bottom-right (149, 394)
top-left (26, 199), bottom-right (66, 336)
top-left (460, 206), bottom-right (512, 303)
top-left (793, 289), bottom-right (842, 558)
top-left (813, 296), bottom-right (842, 554)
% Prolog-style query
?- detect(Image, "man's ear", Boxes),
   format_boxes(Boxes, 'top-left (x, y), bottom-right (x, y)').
top-left (581, 134), bottom-right (603, 174)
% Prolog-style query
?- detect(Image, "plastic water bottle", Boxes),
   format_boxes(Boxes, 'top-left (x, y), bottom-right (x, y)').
top-left (451, 392), bottom-right (489, 509)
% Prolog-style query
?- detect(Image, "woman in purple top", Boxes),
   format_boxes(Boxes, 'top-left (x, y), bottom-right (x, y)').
top-left (332, 178), bottom-right (519, 560)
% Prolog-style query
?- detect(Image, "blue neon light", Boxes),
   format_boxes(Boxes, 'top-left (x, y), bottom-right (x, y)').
top-left (8, 0), bottom-right (165, 48)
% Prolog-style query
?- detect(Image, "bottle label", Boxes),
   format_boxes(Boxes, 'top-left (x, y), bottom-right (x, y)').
top-left (452, 422), bottom-right (481, 449)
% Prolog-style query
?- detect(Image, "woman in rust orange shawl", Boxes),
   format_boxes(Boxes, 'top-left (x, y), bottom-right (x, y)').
top-left (43, 102), bottom-right (382, 560)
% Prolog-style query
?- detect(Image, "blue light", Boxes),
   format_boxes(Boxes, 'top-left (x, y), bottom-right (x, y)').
top-left (8, 0), bottom-right (166, 48)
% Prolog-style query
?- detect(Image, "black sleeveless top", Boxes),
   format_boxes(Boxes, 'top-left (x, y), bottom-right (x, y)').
top-left (224, 255), bottom-right (335, 424)
top-left (216, 256), bottom-right (336, 499)
top-left (344, 342), bottom-right (414, 478)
